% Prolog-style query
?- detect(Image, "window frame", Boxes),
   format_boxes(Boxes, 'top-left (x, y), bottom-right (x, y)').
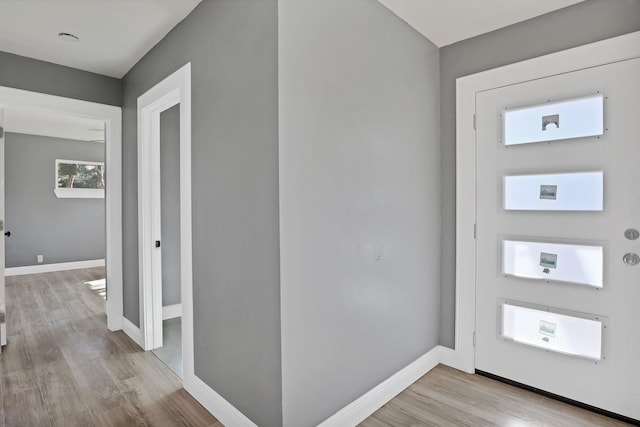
top-left (54, 158), bottom-right (105, 199)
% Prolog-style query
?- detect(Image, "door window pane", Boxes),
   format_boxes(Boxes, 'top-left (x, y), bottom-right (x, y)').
top-left (503, 94), bottom-right (604, 146)
top-left (501, 301), bottom-right (604, 361)
top-left (503, 240), bottom-right (603, 288)
top-left (504, 171), bottom-right (603, 211)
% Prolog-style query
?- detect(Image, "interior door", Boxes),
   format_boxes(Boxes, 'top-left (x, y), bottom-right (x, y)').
top-left (142, 99), bottom-right (182, 352)
top-left (150, 103), bottom-right (183, 377)
top-left (0, 109), bottom-right (5, 348)
top-left (475, 58), bottom-right (640, 420)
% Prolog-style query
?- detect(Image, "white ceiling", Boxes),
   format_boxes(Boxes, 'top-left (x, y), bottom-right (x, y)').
top-left (0, 0), bottom-right (586, 79)
top-left (377, 0), bottom-right (586, 47)
top-left (4, 108), bottom-right (105, 143)
top-left (0, 0), bottom-right (202, 78)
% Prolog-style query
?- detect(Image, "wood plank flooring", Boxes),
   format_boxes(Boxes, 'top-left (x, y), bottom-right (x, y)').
top-left (0, 268), bottom-right (221, 427)
top-left (361, 364), bottom-right (633, 427)
top-left (3, 268), bottom-right (633, 427)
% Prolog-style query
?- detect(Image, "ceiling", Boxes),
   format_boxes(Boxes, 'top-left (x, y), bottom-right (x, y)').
top-left (0, 0), bottom-right (202, 78)
top-left (0, 3), bottom-right (592, 149)
top-left (4, 108), bottom-right (105, 143)
top-left (377, 0), bottom-right (586, 47)
top-left (0, 1), bottom-right (586, 79)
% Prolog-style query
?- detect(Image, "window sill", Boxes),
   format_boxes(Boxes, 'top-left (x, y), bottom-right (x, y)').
top-left (54, 188), bottom-right (104, 199)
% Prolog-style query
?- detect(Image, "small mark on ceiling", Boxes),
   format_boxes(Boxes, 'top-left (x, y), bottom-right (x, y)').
top-left (58, 32), bottom-right (80, 43)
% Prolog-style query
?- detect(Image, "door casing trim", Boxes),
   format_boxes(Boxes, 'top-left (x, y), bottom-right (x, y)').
top-left (0, 86), bottom-right (123, 332)
top-left (453, 31), bottom-right (640, 373)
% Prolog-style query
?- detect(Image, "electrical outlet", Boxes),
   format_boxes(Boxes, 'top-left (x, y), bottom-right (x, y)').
top-left (37, 255), bottom-right (43, 263)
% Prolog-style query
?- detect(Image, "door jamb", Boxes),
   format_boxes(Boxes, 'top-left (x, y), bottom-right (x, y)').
top-left (137, 63), bottom-right (193, 379)
top-left (0, 86), bottom-right (123, 331)
top-left (0, 108), bottom-right (5, 348)
top-left (454, 31), bottom-right (640, 373)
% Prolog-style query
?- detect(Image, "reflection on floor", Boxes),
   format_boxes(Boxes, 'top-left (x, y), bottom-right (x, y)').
top-left (83, 277), bottom-right (106, 300)
top-left (152, 317), bottom-right (183, 378)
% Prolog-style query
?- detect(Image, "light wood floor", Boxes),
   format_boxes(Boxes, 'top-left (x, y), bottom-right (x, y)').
top-left (0, 268), bottom-right (221, 427)
top-left (361, 364), bottom-right (633, 427)
top-left (3, 269), bottom-right (633, 427)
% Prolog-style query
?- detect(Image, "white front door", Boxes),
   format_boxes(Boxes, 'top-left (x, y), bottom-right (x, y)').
top-left (475, 58), bottom-right (640, 420)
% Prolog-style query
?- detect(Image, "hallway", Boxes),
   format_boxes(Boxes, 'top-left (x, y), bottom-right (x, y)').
top-left (0, 268), bottom-right (220, 426)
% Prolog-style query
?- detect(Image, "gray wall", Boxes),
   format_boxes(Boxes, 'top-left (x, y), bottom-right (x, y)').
top-left (438, 0), bottom-right (640, 348)
top-left (160, 105), bottom-right (181, 307)
top-left (121, 1), bottom-right (281, 426)
top-left (278, 1), bottom-right (440, 425)
top-left (0, 51), bottom-right (121, 106)
top-left (5, 133), bottom-right (105, 267)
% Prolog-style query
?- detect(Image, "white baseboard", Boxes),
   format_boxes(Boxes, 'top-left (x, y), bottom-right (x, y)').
top-left (318, 345), bottom-right (444, 426)
top-left (121, 326), bottom-right (459, 427)
top-left (439, 346), bottom-right (473, 373)
top-left (5, 259), bottom-right (105, 276)
top-left (162, 303), bottom-right (182, 320)
top-left (184, 374), bottom-right (258, 427)
top-left (122, 317), bottom-right (144, 349)
top-left (108, 315), bottom-right (123, 332)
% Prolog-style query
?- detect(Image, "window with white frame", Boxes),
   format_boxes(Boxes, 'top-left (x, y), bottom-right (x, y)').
top-left (54, 159), bottom-right (105, 199)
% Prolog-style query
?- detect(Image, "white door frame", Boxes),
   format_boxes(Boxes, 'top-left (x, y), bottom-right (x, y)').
top-left (0, 86), bottom-right (123, 331)
top-left (137, 63), bottom-right (193, 380)
top-left (453, 31), bottom-right (640, 373)
top-left (0, 108), bottom-right (5, 348)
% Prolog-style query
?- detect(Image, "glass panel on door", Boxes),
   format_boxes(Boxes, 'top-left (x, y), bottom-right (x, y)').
top-left (502, 240), bottom-right (603, 287)
top-left (500, 300), bottom-right (605, 361)
top-left (502, 94), bottom-right (604, 146)
top-left (503, 171), bottom-right (603, 211)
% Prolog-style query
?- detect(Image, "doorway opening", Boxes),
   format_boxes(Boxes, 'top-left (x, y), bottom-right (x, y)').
top-left (0, 86), bottom-right (122, 345)
top-left (137, 63), bottom-right (193, 383)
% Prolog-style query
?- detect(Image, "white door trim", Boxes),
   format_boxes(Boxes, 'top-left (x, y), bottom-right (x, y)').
top-left (0, 86), bottom-right (123, 331)
top-left (138, 87), bottom-right (180, 350)
top-left (137, 64), bottom-right (193, 386)
top-left (454, 31), bottom-right (640, 373)
top-left (0, 108), bottom-right (5, 348)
